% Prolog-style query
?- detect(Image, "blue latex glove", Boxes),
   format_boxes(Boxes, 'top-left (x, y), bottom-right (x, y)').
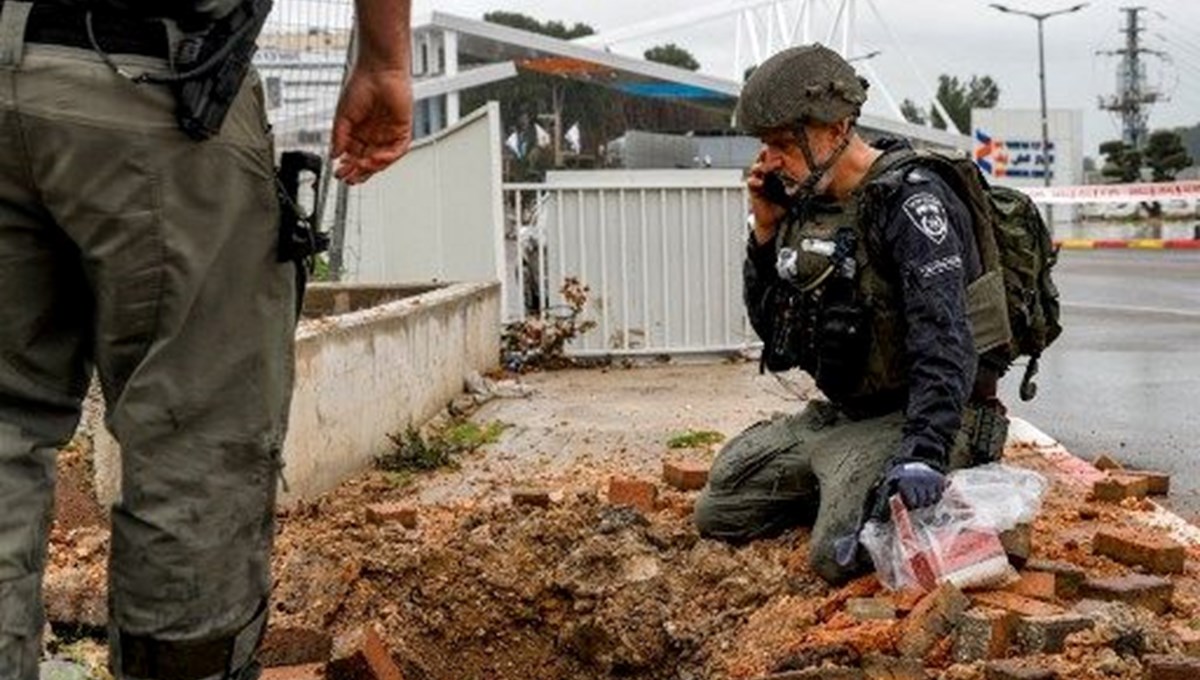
top-left (883, 460), bottom-right (947, 510)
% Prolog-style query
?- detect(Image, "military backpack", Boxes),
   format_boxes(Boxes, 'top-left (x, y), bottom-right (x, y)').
top-left (874, 149), bottom-right (1063, 400)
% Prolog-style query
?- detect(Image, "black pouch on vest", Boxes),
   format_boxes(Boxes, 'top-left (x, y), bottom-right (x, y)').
top-left (762, 284), bottom-right (813, 373)
top-left (814, 282), bottom-right (869, 400)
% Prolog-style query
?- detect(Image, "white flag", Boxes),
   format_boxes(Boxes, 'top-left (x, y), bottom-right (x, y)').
top-left (505, 131), bottom-right (522, 158)
top-left (535, 123), bottom-right (551, 148)
top-left (564, 123), bottom-right (581, 153)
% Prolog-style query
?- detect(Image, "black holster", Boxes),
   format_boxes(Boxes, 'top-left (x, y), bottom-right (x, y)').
top-left (171, 0), bottom-right (273, 140)
top-left (276, 151), bottom-right (329, 318)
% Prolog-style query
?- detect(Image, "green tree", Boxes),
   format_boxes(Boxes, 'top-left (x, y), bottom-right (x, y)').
top-left (1099, 140), bottom-right (1142, 183)
top-left (900, 98), bottom-right (926, 125)
top-left (929, 74), bottom-right (1000, 133)
top-left (482, 11), bottom-right (594, 39)
top-left (1143, 129), bottom-right (1192, 182)
top-left (643, 43), bottom-right (700, 71)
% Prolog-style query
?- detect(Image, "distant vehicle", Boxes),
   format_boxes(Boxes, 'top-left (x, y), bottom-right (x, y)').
top-left (1162, 199), bottom-right (1198, 218)
top-left (1101, 202), bottom-right (1140, 219)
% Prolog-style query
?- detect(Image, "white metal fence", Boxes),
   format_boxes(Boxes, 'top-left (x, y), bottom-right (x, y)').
top-left (505, 171), bottom-right (763, 356)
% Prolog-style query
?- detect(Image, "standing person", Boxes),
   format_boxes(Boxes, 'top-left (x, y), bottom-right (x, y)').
top-left (694, 44), bottom-right (1010, 584)
top-left (0, 1), bottom-right (412, 678)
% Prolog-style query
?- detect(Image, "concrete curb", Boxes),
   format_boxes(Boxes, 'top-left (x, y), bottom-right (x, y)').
top-left (1008, 416), bottom-right (1200, 547)
top-left (1054, 239), bottom-right (1200, 250)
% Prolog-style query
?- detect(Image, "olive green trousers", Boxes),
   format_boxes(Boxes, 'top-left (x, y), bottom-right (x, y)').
top-left (694, 401), bottom-right (975, 584)
top-left (0, 22), bottom-right (292, 680)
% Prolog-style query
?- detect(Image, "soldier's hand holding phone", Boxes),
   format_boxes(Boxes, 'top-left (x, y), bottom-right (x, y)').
top-left (747, 148), bottom-right (789, 245)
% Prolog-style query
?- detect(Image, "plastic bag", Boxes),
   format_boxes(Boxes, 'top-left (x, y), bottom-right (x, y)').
top-left (859, 464), bottom-right (1048, 592)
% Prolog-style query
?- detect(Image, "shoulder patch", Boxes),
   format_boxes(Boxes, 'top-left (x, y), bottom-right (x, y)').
top-left (901, 192), bottom-right (949, 244)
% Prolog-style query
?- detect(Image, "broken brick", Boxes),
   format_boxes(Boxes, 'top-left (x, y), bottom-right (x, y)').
top-left (861, 653), bottom-right (925, 680)
top-left (970, 591), bottom-right (1065, 619)
top-left (1007, 571), bottom-right (1056, 601)
top-left (953, 607), bottom-right (1015, 663)
top-left (816, 577), bottom-right (884, 623)
top-left (327, 625), bottom-right (404, 680)
top-left (511, 488), bottom-right (553, 508)
top-left (1172, 626), bottom-right (1200, 657)
top-left (1013, 613), bottom-right (1093, 654)
top-left (922, 634), bottom-right (954, 670)
top-left (846, 598), bottom-right (897, 621)
top-left (1093, 453), bottom-right (1123, 471)
top-left (1123, 470), bottom-right (1171, 496)
top-left (983, 660), bottom-right (1058, 680)
top-left (1093, 528), bottom-right (1185, 574)
top-left (889, 589), bottom-right (927, 616)
top-left (1092, 474), bottom-right (1150, 503)
top-left (261, 665), bottom-right (324, 680)
top-left (365, 502), bottom-right (418, 529)
top-left (898, 583), bottom-right (969, 659)
top-left (662, 459), bottom-right (710, 491)
top-left (1024, 560), bottom-right (1086, 600)
top-left (1078, 574), bottom-right (1175, 614)
top-left (756, 669), bottom-right (865, 680)
top-left (1143, 654), bottom-right (1200, 680)
top-left (607, 477), bottom-right (658, 514)
top-left (999, 524), bottom-right (1031, 568)
top-left (260, 627), bottom-right (334, 668)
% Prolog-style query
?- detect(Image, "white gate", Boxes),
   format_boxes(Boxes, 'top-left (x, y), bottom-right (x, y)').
top-left (505, 170), bottom-right (762, 356)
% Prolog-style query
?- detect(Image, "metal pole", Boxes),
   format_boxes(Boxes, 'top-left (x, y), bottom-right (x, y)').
top-left (991, 3), bottom-right (1088, 227)
top-left (326, 21), bottom-right (358, 281)
top-left (1036, 17), bottom-right (1054, 227)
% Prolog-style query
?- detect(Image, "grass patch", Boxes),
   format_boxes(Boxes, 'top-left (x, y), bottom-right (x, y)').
top-left (443, 420), bottom-right (509, 450)
top-left (377, 420), bottom-right (510, 474)
top-left (667, 430), bottom-right (725, 449)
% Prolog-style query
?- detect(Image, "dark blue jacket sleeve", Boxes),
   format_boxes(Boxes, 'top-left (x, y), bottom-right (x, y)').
top-left (744, 233), bottom-right (779, 344)
top-left (881, 175), bottom-right (978, 467)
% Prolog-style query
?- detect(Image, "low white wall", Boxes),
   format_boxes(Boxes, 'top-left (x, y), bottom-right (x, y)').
top-left (91, 281), bottom-right (501, 506)
top-left (283, 281), bottom-right (500, 503)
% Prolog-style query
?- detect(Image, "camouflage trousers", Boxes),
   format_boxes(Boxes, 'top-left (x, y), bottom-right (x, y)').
top-left (0, 10), bottom-right (292, 679)
top-left (694, 400), bottom-right (976, 584)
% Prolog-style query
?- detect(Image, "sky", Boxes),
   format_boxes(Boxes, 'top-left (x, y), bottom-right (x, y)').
top-left (406, 0), bottom-right (1200, 158)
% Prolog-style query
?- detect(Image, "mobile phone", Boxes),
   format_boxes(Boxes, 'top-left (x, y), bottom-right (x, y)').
top-left (761, 171), bottom-right (793, 206)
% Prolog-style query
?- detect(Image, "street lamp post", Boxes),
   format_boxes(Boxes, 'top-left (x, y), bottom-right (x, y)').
top-left (990, 2), bottom-right (1087, 227)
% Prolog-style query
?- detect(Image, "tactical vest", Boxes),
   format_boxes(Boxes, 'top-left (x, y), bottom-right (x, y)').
top-left (765, 152), bottom-right (1013, 409)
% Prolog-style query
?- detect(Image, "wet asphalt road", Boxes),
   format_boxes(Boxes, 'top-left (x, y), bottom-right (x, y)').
top-left (999, 249), bottom-right (1200, 517)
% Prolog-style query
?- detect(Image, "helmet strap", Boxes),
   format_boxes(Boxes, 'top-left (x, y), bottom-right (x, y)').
top-left (793, 120), bottom-right (855, 195)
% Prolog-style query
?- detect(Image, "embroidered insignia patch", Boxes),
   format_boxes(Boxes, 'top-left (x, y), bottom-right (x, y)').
top-left (901, 192), bottom-right (949, 245)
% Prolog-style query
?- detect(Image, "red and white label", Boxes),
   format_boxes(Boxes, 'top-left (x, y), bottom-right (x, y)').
top-left (1016, 181), bottom-right (1200, 205)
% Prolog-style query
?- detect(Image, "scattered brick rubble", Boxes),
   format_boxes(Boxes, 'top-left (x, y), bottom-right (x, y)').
top-left (43, 430), bottom-right (1200, 680)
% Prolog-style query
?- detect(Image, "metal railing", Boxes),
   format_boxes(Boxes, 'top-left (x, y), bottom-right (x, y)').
top-left (259, 2), bottom-right (355, 274)
top-left (504, 174), bottom-right (763, 356)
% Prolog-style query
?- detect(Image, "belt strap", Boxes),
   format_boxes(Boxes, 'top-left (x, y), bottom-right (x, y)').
top-left (0, 1), bottom-right (170, 60)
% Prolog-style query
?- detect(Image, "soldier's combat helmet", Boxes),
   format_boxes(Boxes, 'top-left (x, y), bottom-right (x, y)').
top-left (736, 44), bottom-right (869, 134)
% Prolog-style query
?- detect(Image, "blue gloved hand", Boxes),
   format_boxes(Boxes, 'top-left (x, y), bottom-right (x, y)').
top-left (883, 460), bottom-right (947, 510)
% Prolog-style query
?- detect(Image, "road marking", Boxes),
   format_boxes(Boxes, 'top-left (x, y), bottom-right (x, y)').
top-left (1128, 239), bottom-right (1167, 249)
top-left (1063, 301), bottom-right (1200, 319)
